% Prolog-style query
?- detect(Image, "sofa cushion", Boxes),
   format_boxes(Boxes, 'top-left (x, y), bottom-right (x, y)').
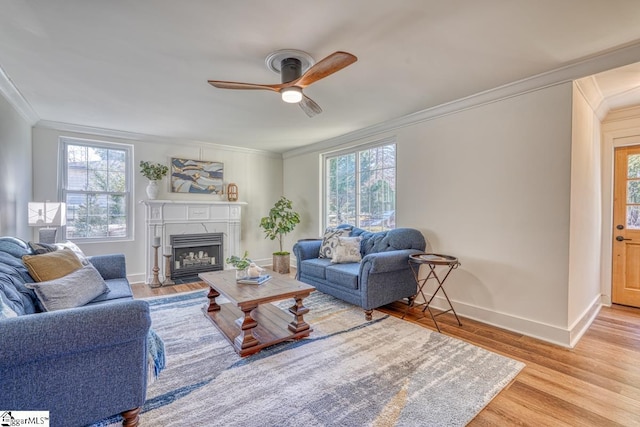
top-left (331, 236), bottom-right (362, 264)
top-left (352, 227), bottom-right (426, 256)
top-left (22, 248), bottom-right (83, 282)
top-left (326, 263), bottom-right (360, 290)
top-left (85, 278), bottom-right (132, 304)
top-left (25, 264), bottom-right (110, 311)
top-left (55, 241), bottom-right (90, 265)
top-left (319, 227), bottom-right (352, 259)
top-left (300, 257), bottom-right (333, 280)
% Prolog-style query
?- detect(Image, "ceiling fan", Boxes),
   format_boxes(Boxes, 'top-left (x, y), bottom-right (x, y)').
top-left (208, 50), bottom-right (357, 117)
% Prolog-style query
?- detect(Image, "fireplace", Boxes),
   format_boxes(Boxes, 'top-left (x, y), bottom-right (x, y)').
top-left (142, 200), bottom-right (245, 285)
top-left (170, 233), bottom-right (223, 283)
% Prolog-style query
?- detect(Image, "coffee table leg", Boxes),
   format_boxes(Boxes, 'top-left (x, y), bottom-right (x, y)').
top-left (234, 305), bottom-right (259, 351)
top-left (206, 287), bottom-right (221, 312)
top-left (288, 296), bottom-right (310, 333)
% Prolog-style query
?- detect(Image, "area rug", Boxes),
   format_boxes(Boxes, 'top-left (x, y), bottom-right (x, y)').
top-left (95, 291), bottom-right (524, 427)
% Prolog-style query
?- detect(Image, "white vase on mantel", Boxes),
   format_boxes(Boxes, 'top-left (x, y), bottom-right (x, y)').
top-left (146, 180), bottom-right (160, 200)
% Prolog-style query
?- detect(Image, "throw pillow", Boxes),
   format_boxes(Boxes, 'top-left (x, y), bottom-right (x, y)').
top-left (22, 248), bottom-right (83, 282)
top-left (331, 236), bottom-right (363, 263)
top-left (55, 240), bottom-right (90, 265)
top-left (28, 241), bottom-right (57, 255)
top-left (0, 293), bottom-right (18, 319)
top-left (319, 227), bottom-right (352, 259)
top-left (25, 264), bottom-right (110, 311)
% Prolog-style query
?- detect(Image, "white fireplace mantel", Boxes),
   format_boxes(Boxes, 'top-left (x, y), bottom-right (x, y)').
top-left (141, 200), bottom-right (247, 283)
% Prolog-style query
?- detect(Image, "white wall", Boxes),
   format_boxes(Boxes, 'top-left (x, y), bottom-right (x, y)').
top-left (567, 83), bottom-right (603, 345)
top-left (31, 126), bottom-right (283, 282)
top-left (284, 83), bottom-right (577, 345)
top-left (0, 92), bottom-right (32, 239)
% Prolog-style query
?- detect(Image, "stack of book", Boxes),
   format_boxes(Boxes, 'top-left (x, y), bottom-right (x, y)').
top-left (236, 275), bottom-right (271, 285)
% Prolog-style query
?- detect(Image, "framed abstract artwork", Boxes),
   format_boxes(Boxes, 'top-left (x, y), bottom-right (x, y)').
top-left (170, 158), bottom-right (224, 194)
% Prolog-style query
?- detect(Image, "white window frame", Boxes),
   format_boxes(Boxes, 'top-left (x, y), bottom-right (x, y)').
top-left (58, 137), bottom-right (134, 242)
top-left (322, 137), bottom-right (397, 232)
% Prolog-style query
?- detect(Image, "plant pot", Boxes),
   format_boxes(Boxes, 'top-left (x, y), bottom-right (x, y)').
top-left (272, 253), bottom-right (290, 274)
top-left (146, 180), bottom-right (160, 199)
top-left (235, 267), bottom-right (249, 280)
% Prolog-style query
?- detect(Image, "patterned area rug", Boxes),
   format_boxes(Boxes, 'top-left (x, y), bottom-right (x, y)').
top-left (95, 291), bottom-right (524, 427)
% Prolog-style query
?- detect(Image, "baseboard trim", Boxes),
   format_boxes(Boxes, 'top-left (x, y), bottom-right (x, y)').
top-left (568, 295), bottom-right (602, 348)
top-left (419, 295), bottom-right (600, 348)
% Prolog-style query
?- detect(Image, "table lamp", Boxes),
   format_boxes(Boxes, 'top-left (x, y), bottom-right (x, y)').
top-left (28, 201), bottom-right (67, 244)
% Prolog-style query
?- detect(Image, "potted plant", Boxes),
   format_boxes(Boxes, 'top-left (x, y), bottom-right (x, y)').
top-left (259, 196), bottom-right (301, 274)
top-left (226, 251), bottom-right (252, 279)
top-left (140, 160), bottom-right (169, 200)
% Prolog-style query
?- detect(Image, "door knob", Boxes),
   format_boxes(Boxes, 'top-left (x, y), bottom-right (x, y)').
top-left (617, 224), bottom-right (625, 230)
top-left (616, 236), bottom-right (632, 241)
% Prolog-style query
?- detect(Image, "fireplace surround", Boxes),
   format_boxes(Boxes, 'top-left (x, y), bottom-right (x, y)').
top-left (142, 200), bottom-right (246, 284)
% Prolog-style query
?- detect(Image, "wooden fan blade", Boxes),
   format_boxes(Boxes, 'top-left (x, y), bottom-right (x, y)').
top-left (295, 51), bottom-right (357, 88)
top-left (207, 80), bottom-right (286, 91)
top-left (299, 94), bottom-right (322, 117)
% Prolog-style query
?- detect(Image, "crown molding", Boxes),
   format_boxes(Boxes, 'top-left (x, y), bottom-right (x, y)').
top-left (283, 41), bottom-right (640, 159)
top-left (0, 64), bottom-right (39, 124)
top-left (574, 76), bottom-right (609, 121)
top-left (33, 119), bottom-right (282, 158)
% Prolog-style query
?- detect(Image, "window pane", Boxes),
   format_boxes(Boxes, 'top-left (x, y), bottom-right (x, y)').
top-left (67, 145), bottom-right (88, 191)
top-left (359, 144), bottom-right (395, 231)
top-left (326, 153), bottom-right (356, 226)
top-left (108, 195), bottom-right (127, 237)
top-left (628, 181), bottom-right (640, 204)
top-left (628, 206), bottom-right (640, 229)
top-left (629, 154), bottom-right (640, 178)
top-left (65, 193), bottom-right (87, 238)
top-left (109, 149), bottom-right (126, 172)
top-left (108, 171), bottom-right (126, 192)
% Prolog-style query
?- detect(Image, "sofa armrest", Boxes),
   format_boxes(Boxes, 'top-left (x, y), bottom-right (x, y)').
top-left (0, 299), bottom-right (150, 367)
top-left (293, 239), bottom-right (322, 261)
top-left (0, 300), bottom-right (151, 425)
top-left (360, 249), bottom-right (422, 275)
top-left (89, 253), bottom-right (127, 280)
top-left (293, 240), bottom-right (322, 279)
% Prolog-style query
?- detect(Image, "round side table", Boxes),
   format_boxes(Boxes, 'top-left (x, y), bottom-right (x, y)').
top-left (403, 253), bottom-right (462, 332)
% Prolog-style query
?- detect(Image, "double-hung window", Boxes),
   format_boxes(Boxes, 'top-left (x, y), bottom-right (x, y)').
top-left (59, 137), bottom-right (133, 241)
top-left (324, 139), bottom-right (396, 231)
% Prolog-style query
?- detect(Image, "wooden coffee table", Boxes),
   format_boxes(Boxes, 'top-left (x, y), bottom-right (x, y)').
top-left (199, 270), bottom-right (315, 357)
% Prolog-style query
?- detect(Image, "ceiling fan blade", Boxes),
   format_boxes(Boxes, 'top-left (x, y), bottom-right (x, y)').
top-left (299, 94), bottom-right (322, 117)
top-left (207, 80), bottom-right (285, 91)
top-left (295, 51), bottom-right (357, 88)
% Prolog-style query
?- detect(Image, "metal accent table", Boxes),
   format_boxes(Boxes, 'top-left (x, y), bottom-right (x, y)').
top-left (403, 253), bottom-right (462, 332)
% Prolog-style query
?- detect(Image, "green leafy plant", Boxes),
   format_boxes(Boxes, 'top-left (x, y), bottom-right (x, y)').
top-left (259, 196), bottom-right (301, 255)
top-left (226, 251), bottom-right (251, 270)
top-left (139, 161), bottom-right (169, 181)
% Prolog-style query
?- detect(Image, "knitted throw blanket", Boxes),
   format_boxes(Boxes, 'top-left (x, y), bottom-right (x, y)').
top-left (147, 329), bottom-right (166, 383)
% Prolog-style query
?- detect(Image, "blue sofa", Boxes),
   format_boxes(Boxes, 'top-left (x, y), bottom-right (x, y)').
top-left (0, 237), bottom-right (151, 427)
top-left (293, 226), bottom-right (426, 320)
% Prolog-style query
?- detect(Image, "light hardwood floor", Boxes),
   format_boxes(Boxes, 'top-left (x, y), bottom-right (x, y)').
top-left (132, 281), bottom-right (640, 426)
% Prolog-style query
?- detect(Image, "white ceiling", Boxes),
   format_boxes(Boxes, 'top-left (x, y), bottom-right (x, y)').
top-left (2, 1), bottom-right (640, 153)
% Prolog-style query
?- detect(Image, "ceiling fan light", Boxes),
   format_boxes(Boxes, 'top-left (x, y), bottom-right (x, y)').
top-left (281, 87), bottom-right (303, 103)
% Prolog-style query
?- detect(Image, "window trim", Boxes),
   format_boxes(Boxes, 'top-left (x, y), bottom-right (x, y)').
top-left (58, 136), bottom-right (134, 242)
top-left (321, 136), bottom-right (397, 232)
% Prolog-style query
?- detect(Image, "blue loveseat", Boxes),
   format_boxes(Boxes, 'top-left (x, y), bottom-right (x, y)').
top-left (293, 225), bottom-right (426, 320)
top-left (0, 237), bottom-right (151, 427)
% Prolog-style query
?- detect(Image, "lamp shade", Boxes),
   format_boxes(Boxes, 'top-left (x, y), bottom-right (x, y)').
top-left (28, 202), bottom-right (67, 227)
